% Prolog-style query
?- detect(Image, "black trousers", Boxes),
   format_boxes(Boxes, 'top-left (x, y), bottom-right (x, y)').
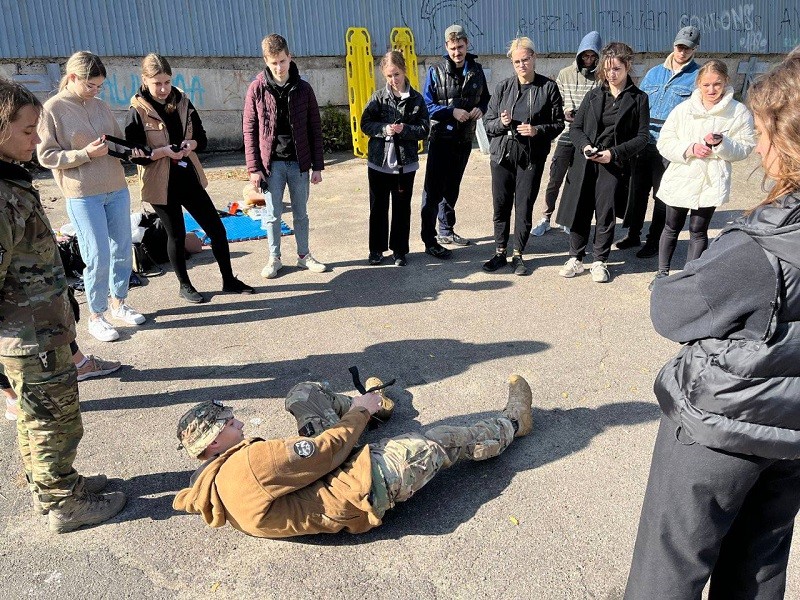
top-left (151, 178), bottom-right (233, 287)
top-left (490, 158), bottom-right (546, 253)
top-left (628, 143), bottom-right (668, 244)
top-left (543, 142), bottom-right (574, 220)
top-left (420, 138), bottom-right (472, 245)
top-left (625, 416), bottom-right (800, 600)
top-left (368, 168), bottom-right (415, 256)
top-left (568, 161), bottom-right (620, 262)
top-left (658, 205), bottom-right (716, 272)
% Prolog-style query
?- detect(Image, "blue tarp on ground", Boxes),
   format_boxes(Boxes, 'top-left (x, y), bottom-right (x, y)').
top-left (184, 211), bottom-right (293, 245)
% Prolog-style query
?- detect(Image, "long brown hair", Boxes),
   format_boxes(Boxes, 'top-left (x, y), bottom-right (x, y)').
top-left (140, 53), bottom-right (178, 113)
top-left (747, 54), bottom-right (800, 205)
top-left (596, 42), bottom-right (634, 85)
top-left (0, 79), bottom-right (41, 146)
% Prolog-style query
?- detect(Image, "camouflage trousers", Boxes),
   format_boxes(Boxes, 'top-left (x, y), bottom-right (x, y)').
top-left (0, 345), bottom-right (83, 507)
top-left (283, 381), bottom-right (515, 518)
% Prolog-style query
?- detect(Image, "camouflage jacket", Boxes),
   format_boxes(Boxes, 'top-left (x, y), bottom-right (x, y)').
top-left (0, 160), bottom-right (75, 356)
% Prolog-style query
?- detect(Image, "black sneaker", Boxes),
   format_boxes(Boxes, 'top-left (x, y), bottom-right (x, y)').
top-left (615, 235), bottom-right (641, 250)
top-left (179, 283), bottom-right (205, 304)
top-left (648, 270), bottom-right (669, 291)
top-left (222, 277), bottom-right (255, 294)
top-left (511, 255), bottom-right (528, 276)
top-left (482, 253), bottom-right (508, 272)
top-left (393, 254), bottom-right (407, 266)
top-left (425, 244), bottom-right (452, 259)
top-left (368, 252), bottom-right (384, 265)
top-left (636, 243), bottom-right (659, 259)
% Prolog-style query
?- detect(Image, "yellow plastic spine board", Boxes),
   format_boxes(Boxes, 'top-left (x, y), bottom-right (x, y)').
top-left (390, 27), bottom-right (425, 153)
top-left (345, 27), bottom-right (375, 159)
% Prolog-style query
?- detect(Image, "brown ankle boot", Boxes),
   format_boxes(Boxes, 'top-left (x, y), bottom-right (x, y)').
top-left (365, 377), bottom-right (395, 424)
top-left (48, 489), bottom-right (126, 533)
top-left (33, 474), bottom-right (109, 515)
top-left (501, 374), bottom-right (533, 437)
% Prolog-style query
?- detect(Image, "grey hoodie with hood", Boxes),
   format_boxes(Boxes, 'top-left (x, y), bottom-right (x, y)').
top-left (651, 194), bottom-right (800, 459)
top-left (554, 31), bottom-right (603, 144)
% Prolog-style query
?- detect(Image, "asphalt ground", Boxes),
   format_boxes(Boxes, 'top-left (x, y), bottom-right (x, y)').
top-left (1, 148), bottom-right (796, 599)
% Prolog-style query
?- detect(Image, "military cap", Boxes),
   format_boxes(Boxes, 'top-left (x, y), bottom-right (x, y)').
top-left (177, 400), bottom-right (233, 457)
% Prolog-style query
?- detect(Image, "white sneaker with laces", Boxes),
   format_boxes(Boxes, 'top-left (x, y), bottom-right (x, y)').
top-left (559, 257), bottom-right (584, 278)
top-left (110, 303), bottom-right (145, 325)
top-left (297, 253), bottom-right (327, 273)
top-left (590, 261), bottom-right (610, 283)
top-left (87, 316), bottom-right (120, 342)
top-left (261, 257), bottom-right (283, 279)
top-left (531, 217), bottom-right (551, 237)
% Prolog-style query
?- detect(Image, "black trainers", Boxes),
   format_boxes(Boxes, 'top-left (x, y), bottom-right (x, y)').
top-left (222, 277), bottom-right (255, 294)
top-left (648, 270), bottom-right (669, 290)
top-left (483, 253), bottom-right (508, 272)
top-left (179, 283), bottom-right (205, 304)
top-left (615, 235), bottom-right (641, 250)
top-left (368, 252), bottom-right (384, 265)
top-left (393, 253), bottom-right (407, 266)
top-left (636, 243), bottom-right (659, 259)
top-left (511, 255), bottom-right (528, 276)
top-left (425, 244), bottom-right (452, 259)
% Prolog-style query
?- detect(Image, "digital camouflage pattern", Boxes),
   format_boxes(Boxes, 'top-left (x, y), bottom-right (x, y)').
top-left (0, 345), bottom-right (82, 507)
top-left (0, 162), bottom-right (76, 356)
top-left (177, 400), bottom-right (234, 457)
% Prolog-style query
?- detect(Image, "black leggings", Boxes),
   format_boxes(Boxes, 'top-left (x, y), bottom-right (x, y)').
top-left (1, 341), bottom-right (79, 389)
top-left (658, 206), bottom-right (716, 272)
top-left (151, 185), bottom-right (233, 287)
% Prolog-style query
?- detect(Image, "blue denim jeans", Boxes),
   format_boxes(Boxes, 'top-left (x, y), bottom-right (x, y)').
top-left (265, 161), bottom-right (310, 259)
top-left (66, 187), bottom-right (132, 314)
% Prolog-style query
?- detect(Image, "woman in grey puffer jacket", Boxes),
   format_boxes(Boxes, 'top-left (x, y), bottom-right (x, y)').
top-left (360, 50), bottom-right (429, 266)
top-left (625, 53), bottom-right (800, 600)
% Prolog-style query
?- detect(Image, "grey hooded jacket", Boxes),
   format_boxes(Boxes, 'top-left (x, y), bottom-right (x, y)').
top-left (651, 194), bottom-right (800, 459)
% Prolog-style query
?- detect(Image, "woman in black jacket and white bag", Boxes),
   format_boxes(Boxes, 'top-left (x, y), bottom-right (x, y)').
top-left (624, 53), bottom-right (800, 599)
top-left (556, 42), bottom-right (649, 283)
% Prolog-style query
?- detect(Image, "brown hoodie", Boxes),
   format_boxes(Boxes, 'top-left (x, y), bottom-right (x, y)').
top-left (173, 407), bottom-right (382, 538)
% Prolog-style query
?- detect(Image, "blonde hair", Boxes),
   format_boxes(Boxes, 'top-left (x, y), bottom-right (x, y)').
top-left (0, 79), bottom-right (41, 146)
top-left (140, 53), bottom-right (178, 113)
top-left (747, 54), bottom-right (800, 205)
top-left (380, 50), bottom-right (407, 74)
top-left (59, 51), bottom-right (106, 91)
top-left (597, 42), bottom-right (634, 85)
top-left (697, 59), bottom-right (730, 85)
top-left (507, 37), bottom-right (535, 58)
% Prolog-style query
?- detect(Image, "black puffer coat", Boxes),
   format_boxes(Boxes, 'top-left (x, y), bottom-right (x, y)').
top-left (650, 193), bottom-right (800, 459)
top-left (360, 83), bottom-right (429, 168)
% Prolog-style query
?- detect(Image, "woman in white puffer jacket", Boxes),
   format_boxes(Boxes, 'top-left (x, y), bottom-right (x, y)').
top-left (652, 60), bottom-right (755, 284)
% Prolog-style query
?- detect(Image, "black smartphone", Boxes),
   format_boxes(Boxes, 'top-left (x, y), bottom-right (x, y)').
top-left (102, 135), bottom-right (152, 162)
top-left (584, 148), bottom-right (599, 158)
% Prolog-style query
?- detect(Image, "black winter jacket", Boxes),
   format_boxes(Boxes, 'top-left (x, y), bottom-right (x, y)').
top-left (360, 83), bottom-right (429, 168)
top-left (425, 53), bottom-right (490, 142)
top-left (483, 73), bottom-right (564, 165)
top-left (651, 193), bottom-right (800, 459)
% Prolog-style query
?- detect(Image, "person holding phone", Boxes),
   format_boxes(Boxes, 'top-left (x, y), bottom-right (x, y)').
top-left (651, 60), bottom-right (755, 286)
top-left (37, 51), bottom-right (145, 342)
top-left (125, 53), bottom-right (253, 303)
top-left (555, 42), bottom-right (650, 283)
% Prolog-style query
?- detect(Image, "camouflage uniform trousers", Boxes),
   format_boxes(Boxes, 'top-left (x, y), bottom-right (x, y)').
top-left (0, 345), bottom-right (83, 508)
top-left (284, 381), bottom-right (516, 518)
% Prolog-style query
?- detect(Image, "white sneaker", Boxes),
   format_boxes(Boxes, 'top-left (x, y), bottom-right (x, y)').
top-left (297, 253), bottom-right (327, 273)
top-left (590, 261), bottom-right (610, 283)
top-left (110, 303), bottom-right (145, 325)
top-left (87, 316), bottom-right (120, 342)
top-left (531, 217), bottom-right (551, 237)
top-left (261, 257), bottom-right (283, 279)
top-left (5, 396), bottom-right (17, 421)
top-left (559, 257), bottom-right (584, 278)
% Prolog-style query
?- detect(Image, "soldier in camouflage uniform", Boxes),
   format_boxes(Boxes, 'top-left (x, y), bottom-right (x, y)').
top-left (173, 375), bottom-right (533, 538)
top-left (0, 79), bottom-right (125, 532)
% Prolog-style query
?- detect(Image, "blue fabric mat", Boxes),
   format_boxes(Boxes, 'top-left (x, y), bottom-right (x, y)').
top-left (184, 211), bottom-right (293, 245)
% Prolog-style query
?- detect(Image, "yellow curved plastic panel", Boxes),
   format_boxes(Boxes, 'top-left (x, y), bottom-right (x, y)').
top-left (390, 27), bottom-right (424, 153)
top-left (345, 27), bottom-right (374, 159)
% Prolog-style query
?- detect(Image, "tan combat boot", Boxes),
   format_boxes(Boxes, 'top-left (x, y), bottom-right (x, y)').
top-left (501, 374), bottom-right (533, 437)
top-left (365, 377), bottom-right (395, 424)
top-left (48, 489), bottom-right (127, 533)
top-left (33, 474), bottom-right (109, 515)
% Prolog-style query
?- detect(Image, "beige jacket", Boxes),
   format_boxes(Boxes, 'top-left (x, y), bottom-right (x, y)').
top-left (37, 88), bottom-right (127, 198)
top-left (129, 91), bottom-right (207, 206)
top-left (173, 407), bottom-right (382, 538)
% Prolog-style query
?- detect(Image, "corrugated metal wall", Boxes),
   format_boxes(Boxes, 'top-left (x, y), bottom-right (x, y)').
top-left (2, 1), bottom-right (797, 57)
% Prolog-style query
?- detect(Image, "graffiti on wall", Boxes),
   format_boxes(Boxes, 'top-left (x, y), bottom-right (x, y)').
top-left (679, 4), bottom-right (767, 52)
top-left (778, 7), bottom-right (800, 50)
top-left (99, 72), bottom-right (206, 109)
